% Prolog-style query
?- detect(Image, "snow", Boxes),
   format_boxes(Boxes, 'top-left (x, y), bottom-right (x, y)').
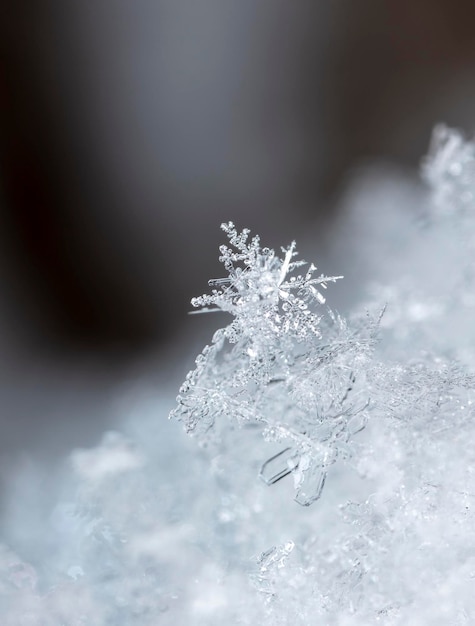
top-left (2, 127), bottom-right (475, 624)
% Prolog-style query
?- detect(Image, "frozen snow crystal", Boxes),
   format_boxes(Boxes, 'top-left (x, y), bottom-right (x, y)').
top-left (172, 222), bottom-right (377, 505)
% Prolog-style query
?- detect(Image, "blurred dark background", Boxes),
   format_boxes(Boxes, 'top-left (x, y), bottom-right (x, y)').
top-left (1, 1), bottom-right (475, 463)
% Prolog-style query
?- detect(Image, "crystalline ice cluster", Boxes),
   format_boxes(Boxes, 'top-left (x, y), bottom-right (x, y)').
top-left (2, 126), bottom-right (475, 625)
top-left (171, 221), bottom-right (378, 506)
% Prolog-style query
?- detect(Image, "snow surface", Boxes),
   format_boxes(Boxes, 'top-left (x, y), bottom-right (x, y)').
top-left (2, 126), bottom-right (475, 625)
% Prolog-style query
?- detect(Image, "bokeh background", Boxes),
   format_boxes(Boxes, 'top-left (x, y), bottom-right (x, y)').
top-left (1, 1), bottom-right (475, 485)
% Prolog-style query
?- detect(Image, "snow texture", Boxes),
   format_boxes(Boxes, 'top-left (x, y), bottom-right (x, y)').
top-left (2, 126), bottom-right (475, 624)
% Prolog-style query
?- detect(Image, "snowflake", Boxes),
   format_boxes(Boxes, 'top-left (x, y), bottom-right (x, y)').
top-left (171, 222), bottom-right (378, 505)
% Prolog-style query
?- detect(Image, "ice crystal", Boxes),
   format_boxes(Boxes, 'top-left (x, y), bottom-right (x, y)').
top-left (172, 222), bottom-right (379, 505)
top-left (250, 541), bottom-right (295, 596)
